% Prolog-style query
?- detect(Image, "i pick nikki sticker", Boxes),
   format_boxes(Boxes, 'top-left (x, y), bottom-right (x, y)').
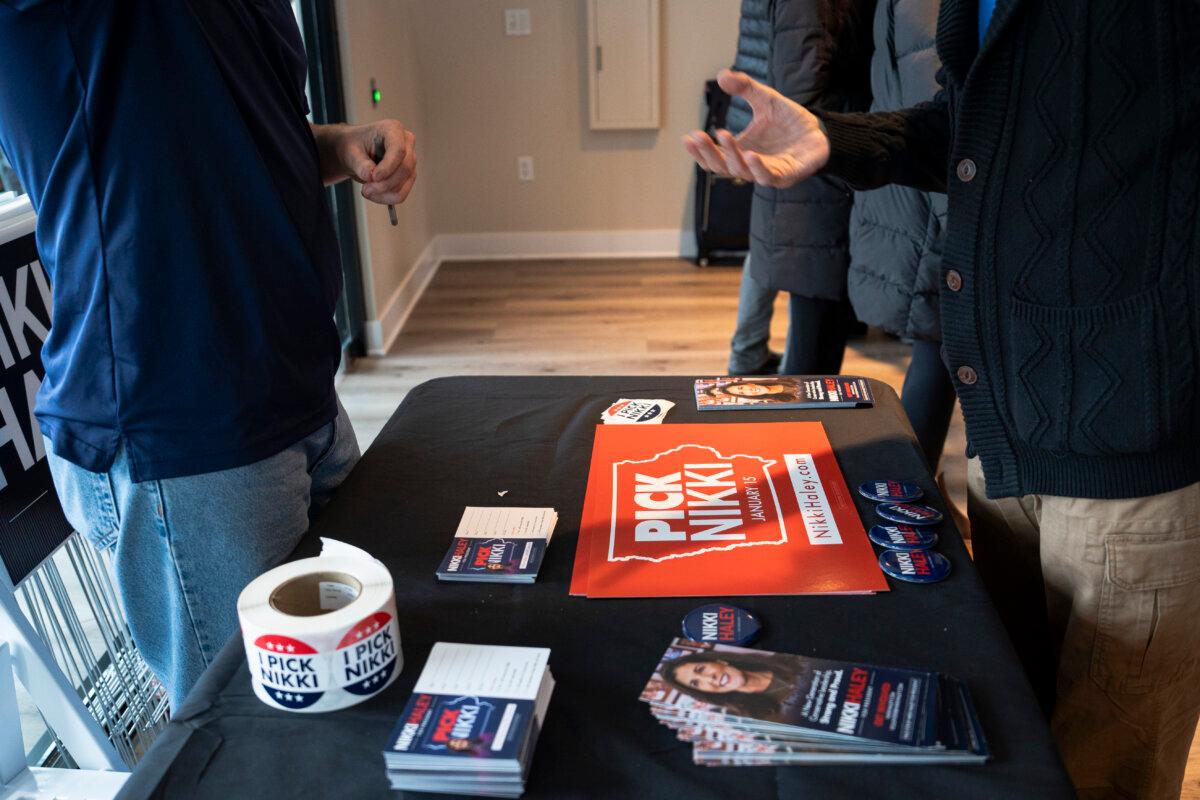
top-left (601, 399), bottom-right (675, 425)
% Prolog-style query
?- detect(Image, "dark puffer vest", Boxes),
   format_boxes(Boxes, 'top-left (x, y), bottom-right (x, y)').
top-left (747, 0), bottom-right (875, 300)
top-left (847, 0), bottom-right (946, 341)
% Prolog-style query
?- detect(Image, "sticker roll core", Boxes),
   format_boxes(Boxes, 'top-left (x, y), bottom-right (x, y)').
top-left (237, 539), bottom-right (402, 713)
top-left (268, 571), bottom-right (363, 616)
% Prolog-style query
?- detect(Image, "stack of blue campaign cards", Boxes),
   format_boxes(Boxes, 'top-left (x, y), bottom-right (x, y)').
top-left (437, 507), bottom-right (558, 584)
top-left (384, 643), bottom-right (555, 797)
top-left (858, 480), bottom-right (951, 583)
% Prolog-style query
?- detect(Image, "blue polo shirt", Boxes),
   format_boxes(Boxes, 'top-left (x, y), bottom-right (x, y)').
top-left (0, 0), bottom-right (342, 481)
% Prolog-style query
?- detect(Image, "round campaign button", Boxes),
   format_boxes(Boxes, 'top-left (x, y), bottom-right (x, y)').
top-left (867, 524), bottom-right (938, 551)
top-left (876, 502), bottom-right (944, 526)
top-left (857, 479), bottom-right (924, 503)
top-left (878, 548), bottom-right (952, 583)
top-left (681, 604), bottom-right (763, 646)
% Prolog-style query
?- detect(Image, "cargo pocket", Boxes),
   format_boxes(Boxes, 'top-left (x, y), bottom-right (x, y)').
top-left (1090, 522), bottom-right (1200, 694)
top-left (1008, 286), bottom-right (1167, 456)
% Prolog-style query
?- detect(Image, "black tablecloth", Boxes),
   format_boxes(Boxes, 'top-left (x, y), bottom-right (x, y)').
top-left (119, 377), bottom-right (1073, 799)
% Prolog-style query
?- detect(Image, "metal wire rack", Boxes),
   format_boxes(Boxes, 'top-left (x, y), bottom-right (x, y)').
top-left (14, 533), bottom-right (169, 768)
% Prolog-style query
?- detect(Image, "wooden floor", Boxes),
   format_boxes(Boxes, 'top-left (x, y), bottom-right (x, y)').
top-left (338, 257), bottom-right (1199, 799)
top-left (339, 258), bottom-right (962, 487)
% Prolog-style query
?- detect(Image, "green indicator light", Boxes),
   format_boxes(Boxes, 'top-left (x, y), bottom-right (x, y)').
top-left (372, 89), bottom-right (382, 105)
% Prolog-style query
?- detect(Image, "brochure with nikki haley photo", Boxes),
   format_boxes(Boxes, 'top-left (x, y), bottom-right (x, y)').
top-left (384, 643), bottom-right (555, 796)
top-left (639, 639), bottom-right (989, 766)
top-left (695, 375), bottom-right (874, 410)
top-left (570, 421), bottom-right (887, 598)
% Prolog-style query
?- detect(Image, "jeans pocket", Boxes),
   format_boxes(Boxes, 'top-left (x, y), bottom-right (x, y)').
top-left (47, 451), bottom-right (121, 552)
top-left (309, 399), bottom-right (360, 477)
top-left (1091, 524), bottom-right (1200, 694)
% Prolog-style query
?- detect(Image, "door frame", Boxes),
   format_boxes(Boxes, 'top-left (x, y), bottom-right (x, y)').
top-left (298, 0), bottom-right (368, 358)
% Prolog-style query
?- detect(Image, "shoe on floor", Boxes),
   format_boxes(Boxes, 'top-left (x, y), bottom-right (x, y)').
top-left (728, 351), bottom-right (782, 377)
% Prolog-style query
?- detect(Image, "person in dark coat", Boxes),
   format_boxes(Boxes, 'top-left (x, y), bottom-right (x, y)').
top-left (746, 0), bottom-right (875, 376)
top-left (685, 1), bottom-right (1200, 795)
top-left (726, 0), bottom-right (875, 376)
top-left (847, 0), bottom-right (954, 469)
top-left (725, 0), bottom-right (781, 376)
top-left (727, 0), bottom-right (771, 134)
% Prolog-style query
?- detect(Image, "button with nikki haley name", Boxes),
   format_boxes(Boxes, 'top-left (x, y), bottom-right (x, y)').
top-left (681, 603), bottom-right (762, 646)
top-left (878, 548), bottom-right (951, 583)
top-left (868, 524), bottom-right (938, 551)
top-left (876, 502), bottom-right (944, 526)
top-left (857, 480), bottom-right (924, 503)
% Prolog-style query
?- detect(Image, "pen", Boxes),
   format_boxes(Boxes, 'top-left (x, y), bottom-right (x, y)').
top-left (372, 134), bottom-right (398, 226)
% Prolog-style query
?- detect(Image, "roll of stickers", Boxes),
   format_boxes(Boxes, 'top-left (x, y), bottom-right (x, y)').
top-left (237, 538), bottom-right (402, 712)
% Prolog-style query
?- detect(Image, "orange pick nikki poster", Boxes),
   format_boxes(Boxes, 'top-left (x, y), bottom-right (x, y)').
top-left (571, 422), bottom-right (888, 598)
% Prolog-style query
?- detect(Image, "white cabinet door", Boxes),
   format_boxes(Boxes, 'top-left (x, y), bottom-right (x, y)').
top-left (587, 0), bottom-right (660, 130)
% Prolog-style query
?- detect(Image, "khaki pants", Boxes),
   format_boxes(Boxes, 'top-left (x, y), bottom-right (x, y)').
top-left (967, 458), bottom-right (1200, 799)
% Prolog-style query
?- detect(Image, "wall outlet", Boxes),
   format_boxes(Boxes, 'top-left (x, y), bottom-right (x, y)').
top-left (504, 9), bottom-right (531, 36)
top-left (517, 156), bottom-right (535, 182)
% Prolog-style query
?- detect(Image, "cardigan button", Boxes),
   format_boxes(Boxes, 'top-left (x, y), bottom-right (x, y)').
top-left (956, 365), bottom-right (978, 385)
top-left (945, 270), bottom-right (963, 292)
top-left (956, 158), bottom-right (977, 182)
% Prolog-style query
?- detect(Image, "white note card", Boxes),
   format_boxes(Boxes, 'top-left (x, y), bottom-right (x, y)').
top-left (414, 643), bottom-right (551, 701)
top-left (454, 506), bottom-right (558, 541)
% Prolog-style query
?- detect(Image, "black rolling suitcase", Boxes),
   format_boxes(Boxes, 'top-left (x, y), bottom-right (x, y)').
top-left (693, 80), bottom-right (753, 266)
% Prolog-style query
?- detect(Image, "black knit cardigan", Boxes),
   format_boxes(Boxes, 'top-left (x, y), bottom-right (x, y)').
top-left (819, 0), bottom-right (1200, 499)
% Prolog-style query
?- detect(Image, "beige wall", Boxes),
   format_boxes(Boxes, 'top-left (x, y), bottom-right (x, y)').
top-left (336, 0), bottom-right (739, 344)
top-left (336, 0), bottom-right (434, 329)
top-left (414, 0), bottom-right (740, 234)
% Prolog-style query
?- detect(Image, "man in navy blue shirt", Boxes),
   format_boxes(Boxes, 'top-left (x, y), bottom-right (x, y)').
top-left (0, 1), bottom-right (416, 709)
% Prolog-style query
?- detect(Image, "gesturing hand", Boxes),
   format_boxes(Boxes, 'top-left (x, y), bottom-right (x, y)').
top-left (683, 69), bottom-right (830, 189)
top-left (331, 120), bottom-right (417, 204)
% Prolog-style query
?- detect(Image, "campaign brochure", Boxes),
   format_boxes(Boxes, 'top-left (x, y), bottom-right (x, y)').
top-left (384, 643), bottom-right (555, 797)
top-left (570, 422), bottom-right (887, 598)
top-left (437, 507), bottom-right (559, 584)
top-left (694, 376), bottom-right (874, 410)
top-left (640, 638), bottom-right (989, 767)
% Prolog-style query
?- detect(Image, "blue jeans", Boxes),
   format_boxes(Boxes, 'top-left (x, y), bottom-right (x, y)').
top-left (728, 256), bottom-right (778, 374)
top-left (46, 399), bottom-right (360, 710)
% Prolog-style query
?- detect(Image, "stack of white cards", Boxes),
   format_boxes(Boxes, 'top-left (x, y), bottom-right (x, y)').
top-left (436, 507), bottom-right (559, 584)
top-left (384, 643), bottom-right (555, 797)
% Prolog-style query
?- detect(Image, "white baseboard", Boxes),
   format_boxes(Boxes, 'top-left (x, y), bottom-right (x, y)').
top-left (364, 228), bottom-right (694, 355)
top-left (437, 228), bottom-right (695, 262)
top-left (362, 320), bottom-right (385, 355)
top-left (366, 238), bottom-right (440, 356)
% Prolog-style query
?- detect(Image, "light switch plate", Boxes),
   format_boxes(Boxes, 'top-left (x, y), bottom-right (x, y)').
top-left (504, 8), bottom-right (531, 36)
top-left (517, 156), bottom-right (535, 182)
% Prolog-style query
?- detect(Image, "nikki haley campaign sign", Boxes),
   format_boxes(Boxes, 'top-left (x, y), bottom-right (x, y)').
top-left (571, 422), bottom-right (887, 598)
top-left (0, 229), bottom-right (72, 585)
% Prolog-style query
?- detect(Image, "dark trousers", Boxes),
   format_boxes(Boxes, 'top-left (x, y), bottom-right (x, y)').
top-left (780, 294), bottom-right (853, 375)
top-left (900, 339), bottom-right (957, 469)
